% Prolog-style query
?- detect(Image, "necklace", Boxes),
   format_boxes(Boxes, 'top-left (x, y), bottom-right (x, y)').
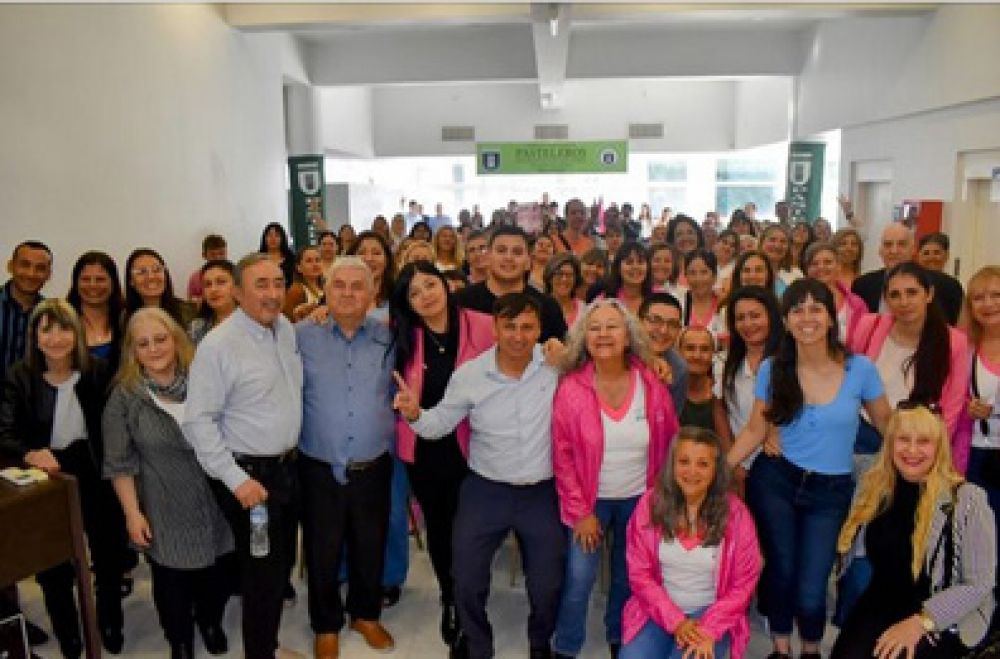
top-left (425, 327), bottom-right (448, 355)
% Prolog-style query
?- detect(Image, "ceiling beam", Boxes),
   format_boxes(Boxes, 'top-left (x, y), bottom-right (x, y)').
top-left (531, 3), bottom-right (572, 110)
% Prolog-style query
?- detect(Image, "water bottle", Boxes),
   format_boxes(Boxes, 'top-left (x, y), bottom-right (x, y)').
top-left (249, 504), bottom-right (270, 558)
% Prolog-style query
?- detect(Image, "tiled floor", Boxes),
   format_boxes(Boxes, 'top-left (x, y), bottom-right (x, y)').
top-left (18, 540), bottom-right (836, 658)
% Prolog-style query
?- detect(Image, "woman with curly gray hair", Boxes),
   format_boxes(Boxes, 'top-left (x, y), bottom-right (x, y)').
top-left (551, 299), bottom-right (679, 657)
top-left (619, 427), bottom-right (762, 659)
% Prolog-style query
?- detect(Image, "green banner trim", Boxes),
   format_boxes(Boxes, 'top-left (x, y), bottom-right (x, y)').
top-left (476, 141), bottom-right (628, 175)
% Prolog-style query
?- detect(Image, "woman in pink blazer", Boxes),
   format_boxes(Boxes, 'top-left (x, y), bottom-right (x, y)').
top-left (847, 262), bottom-right (969, 471)
top-left (620, 427), bottom-right (762, 659)
top-left (551, 299), bottom-right (679, 657)
top-left (389, 261), bottom-right (494, 648)
top-left (802, 242), bottom-right (869, 345)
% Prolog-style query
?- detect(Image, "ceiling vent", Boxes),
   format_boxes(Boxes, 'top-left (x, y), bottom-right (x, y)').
top-left (629, 123), bottom-right (664, 139)
top-left (441, 126), bottom-right (475, 142)
top-left (534, 124), bottom-right (568, 140)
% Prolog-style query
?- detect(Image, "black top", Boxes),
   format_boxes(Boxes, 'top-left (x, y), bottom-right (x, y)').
top-left (454, 281), bottom-right (568, 343)
top-left (852, 267), bottom-right (963, 325)
top-left (863, 477), bottom-right (926, 618)
top-left (679, 397), bottom-right (715, 433)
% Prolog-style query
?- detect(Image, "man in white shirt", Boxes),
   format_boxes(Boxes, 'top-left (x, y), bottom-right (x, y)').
top-left (394, 293), bottom-right (565, 659)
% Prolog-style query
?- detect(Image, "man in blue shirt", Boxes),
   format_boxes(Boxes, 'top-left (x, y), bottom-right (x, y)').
top-left (394, 293), bottom-right (565, 659)
top-left (296, 256), bottom-right (397, 659)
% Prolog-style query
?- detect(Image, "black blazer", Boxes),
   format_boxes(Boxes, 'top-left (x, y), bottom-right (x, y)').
top-left (851, 267), bottom-right (963, 325)
top-left (0, 358), bottom-right (111, 462)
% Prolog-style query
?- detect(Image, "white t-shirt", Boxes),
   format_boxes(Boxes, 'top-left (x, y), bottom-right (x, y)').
top-left (598, 374), bottom-right (650, 499)
top-left (875, 334), bottom-right (915, 408)
top-left (50, 372), bottom-right (86, 450)
top-left (971, 353), bottom-right (1000, 449)
top-left (149, 388), bottom-right (186, 428)
top-left (659, 538), bottom-right (719, 614)
top-left (714, 357), bottom-right (760, 468)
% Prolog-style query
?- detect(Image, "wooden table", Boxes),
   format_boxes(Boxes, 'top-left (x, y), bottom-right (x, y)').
top-left (0, 473), bottom-right (101, 658)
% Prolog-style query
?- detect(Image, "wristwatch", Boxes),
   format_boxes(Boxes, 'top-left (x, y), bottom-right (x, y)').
top-left (917, 609), bottom-right (936, 633)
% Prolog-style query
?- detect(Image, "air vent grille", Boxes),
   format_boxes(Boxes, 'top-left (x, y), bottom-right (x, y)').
top-left (441, 126), bottom-right (475, 142)
top-left (534, 124), bottom-right (569, 140)
top-left (629, 123), bottom-right (664, 139)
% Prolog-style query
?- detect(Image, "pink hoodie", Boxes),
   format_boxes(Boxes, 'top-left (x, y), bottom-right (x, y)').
top-left (621, 491), bottom-right (762, 657)
top-left (552, 358), bottom-right (678, 527)
top-left (848, 312), bottom-right (970, 472)
top-left (395, 308), bottom-right (495, 463)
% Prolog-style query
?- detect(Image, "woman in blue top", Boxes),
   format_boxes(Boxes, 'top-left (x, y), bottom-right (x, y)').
top-left (728, 278), bottom-right (891, 659)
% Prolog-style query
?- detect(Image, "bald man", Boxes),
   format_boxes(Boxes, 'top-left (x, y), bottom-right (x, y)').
top-left (851, 222), bottom-right (963, 324)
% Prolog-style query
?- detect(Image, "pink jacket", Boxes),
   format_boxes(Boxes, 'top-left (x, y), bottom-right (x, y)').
top-left (837, 280), bottom-right (869, 346)
top-left (621, 491), bottom-right (762, 657)
top-left (848, 312), bottom-right (971, 472)
top-left (552, 359), bottom-right (678, 527)
top-left (395, 308), bottom-right (495, 463)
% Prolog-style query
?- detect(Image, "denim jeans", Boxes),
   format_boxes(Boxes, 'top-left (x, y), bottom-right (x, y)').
top-left (553, 496), bottom-right (639, 655)
top-left (746, 454), bottom-right (854, 642)
top-left (619, 608), bottom-right (731, 659)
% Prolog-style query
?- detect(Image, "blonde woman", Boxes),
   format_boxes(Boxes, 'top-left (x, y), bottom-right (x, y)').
top-left (432, 225), bottom-right (464, 272)
top-left (832, 405), bottom-right (995, 658)
top-left (103, 308), bottom-right (233, 658)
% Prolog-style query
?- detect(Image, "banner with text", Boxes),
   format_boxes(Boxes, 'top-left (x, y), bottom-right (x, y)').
top-left (288, 155), bottom-right (326, 249)
top-left (476, 141), bottom-right (628, 175)
top-left (785, 142), bottom-right (825, 223)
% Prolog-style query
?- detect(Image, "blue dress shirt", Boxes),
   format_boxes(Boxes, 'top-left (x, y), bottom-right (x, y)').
top-left (296, 315), bottom-right (396, 484)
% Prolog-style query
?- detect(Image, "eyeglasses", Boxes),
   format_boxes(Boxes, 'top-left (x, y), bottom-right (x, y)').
top-left (468, 245), bottom-right (489, 254)
top-left (131, 265), bottom-right (165, 277)
top-left (641, 314), bottom-right (681, 330)
top-left (896, 400), bottom-right (942, 415)
top-left (552, 271), bottom-right (576, 280)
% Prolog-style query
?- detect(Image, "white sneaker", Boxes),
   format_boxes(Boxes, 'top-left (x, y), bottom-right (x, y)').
top-left (275, 647), bottom-right (306, 659)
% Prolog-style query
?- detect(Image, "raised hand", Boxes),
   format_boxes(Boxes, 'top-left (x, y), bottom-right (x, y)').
top-left (392, 371), bottom-right (421, 422)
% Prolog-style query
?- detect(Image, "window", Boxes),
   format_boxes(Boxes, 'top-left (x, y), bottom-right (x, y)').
top-left (716, 159), bottom-right (778, 183)
top-left (715, 186), bottom-right (776, 219)
top-left (647, 161), bottom-right (687, 183)
top-left (715, 157), bottom-right (783, 217)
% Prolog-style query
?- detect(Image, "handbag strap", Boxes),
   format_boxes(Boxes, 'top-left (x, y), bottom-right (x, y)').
top-left (929, 485), bottom-right (960, 590)
top-left (971, 350), bottom-right (990, 437)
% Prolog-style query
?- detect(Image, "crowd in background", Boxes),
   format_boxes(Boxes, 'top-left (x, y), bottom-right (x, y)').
top-left (1, 193), bottom-right (999, 659)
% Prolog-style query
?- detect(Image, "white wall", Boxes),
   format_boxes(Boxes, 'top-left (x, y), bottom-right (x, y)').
top-left (318, 87), bottom-right (374, 158)
top-left (734, 78), bottom-right (793, 149)
top-left (367, 78), bottom-right (795, 157)
top-left (0, 5), bottom-right (306, 292)
top-left (796, 6), bottom-right (1000, 138)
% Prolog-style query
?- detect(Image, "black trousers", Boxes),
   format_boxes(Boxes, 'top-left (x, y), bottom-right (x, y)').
top-left (452, 473), bottom-right (567, 659)
top-left (149, 555), bottom-right (234, 645)
top-left (211, 453), bottom-right (298, 659)
top-left (299, 451), bottom-right (391, 634)
top-left (36, 441), bottom-right (126, 652)
top-left (406, 437), bottom-right (468, 604)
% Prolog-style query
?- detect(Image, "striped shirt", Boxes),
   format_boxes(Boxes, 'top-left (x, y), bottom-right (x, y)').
top-left (0, 280), bottom-right (42, 382)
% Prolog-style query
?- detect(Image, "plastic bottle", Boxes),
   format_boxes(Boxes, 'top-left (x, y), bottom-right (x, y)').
top-left (249, 504), bottom-right (270, 558)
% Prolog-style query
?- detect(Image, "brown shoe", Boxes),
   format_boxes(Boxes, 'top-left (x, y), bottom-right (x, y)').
top-left (314, 633), bottom-right (339, 659)
top-left (349, 619), bottom-right (394, 652)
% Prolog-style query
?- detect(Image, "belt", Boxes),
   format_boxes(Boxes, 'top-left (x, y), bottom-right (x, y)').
top-left (347, 452), bottom-right (388, 473)
top-left (233, 448), bottom-right (297, 465)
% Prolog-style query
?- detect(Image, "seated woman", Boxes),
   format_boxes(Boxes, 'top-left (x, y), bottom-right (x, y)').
top-left (620, 427), bottom-right (762, 659)
top-left (552, 299), bottom-right (679, 657)
top-left (103, 308), bottom-right (234, 659)
top-left (832, 404), bottom-right (996, 658)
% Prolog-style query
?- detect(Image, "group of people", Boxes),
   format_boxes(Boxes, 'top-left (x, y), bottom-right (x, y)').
top-left (1, 194), bottom-right (998, 659)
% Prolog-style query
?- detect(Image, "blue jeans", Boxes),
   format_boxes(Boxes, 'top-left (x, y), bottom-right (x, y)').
top-left (746, 454), bottom-right (854, 642)
top-left (619, 608), bottom-right (731, 659)
top-left (553, 496), bottom-right (639, 655)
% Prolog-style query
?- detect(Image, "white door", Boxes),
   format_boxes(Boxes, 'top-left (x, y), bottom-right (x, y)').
top-left (962, 179), bottom-right (1000, 280)
top-left (857, 180), bottom-right (893, 273)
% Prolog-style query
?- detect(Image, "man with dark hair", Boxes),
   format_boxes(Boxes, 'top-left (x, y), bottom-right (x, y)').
top-left (187, 234), bottom-right (228, 302)
top-left (1, 240), bottom-right (52, 380)
top-left (394, 293), bottom-right (565, 659)
top-left (455, 226), bottom-right (568, 342)
top-left (0, 239), bottom-right (53, 648)
top-left (639, 292), bottom-right (689, 413)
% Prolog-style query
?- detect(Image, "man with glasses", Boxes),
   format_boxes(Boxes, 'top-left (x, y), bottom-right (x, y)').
top-left (463, 230), bottom-right (490, 285)
top-left (455, 225), bottom-right (567, 342)
top-left (638, 292), bottom-right (688, 413)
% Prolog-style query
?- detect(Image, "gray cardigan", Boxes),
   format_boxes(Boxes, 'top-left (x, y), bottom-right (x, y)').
top-left (102, 383), bottom-right (233, 570)
top-left (841, 481), bottom-right (996, 647)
